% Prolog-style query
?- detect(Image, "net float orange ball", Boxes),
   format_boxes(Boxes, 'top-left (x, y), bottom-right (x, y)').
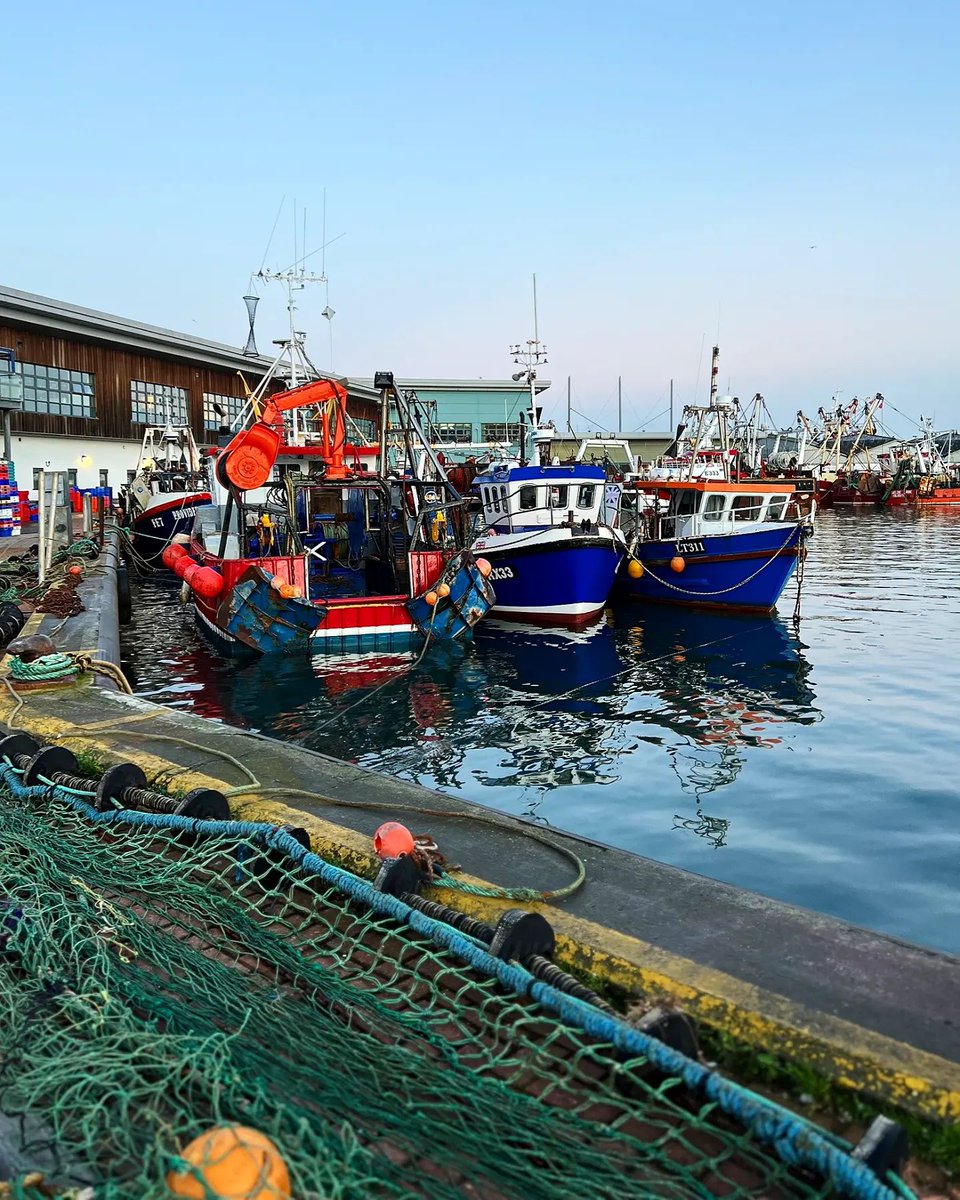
top-left (626, 559), bottom-right (643, 579)
top-left (68, 565), bottom-right (83, 577)
top-left (475, 558), bottom-right (492, 577)
top-left (278, 583), bottom-right (302, 599)
top-left (670, 556), bottom-right (686, 573)
top-left (166, 1124), bottom-right (291, 1200)
top-left (424, 590), bottom-right (439, 607)
top-left (436, 581), bottom-right (451, 598)
top-left (374, 821), bottom-right (415, 858)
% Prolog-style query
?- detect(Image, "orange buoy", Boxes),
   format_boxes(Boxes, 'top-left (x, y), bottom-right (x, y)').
top-left (670, 556), bottom-right (686, 573)
top-left (190, 567), bottom-right (225, 600)
top-left (475, 558), bottom-right (492, 577)
top-left (626, 559), bottom-right (643, 579)
top-left (162, 543), bottom-right (189, 570)
top-left (174, 555), bottom-right (195, 580)
top-left (181, 561), bottom-right (202, 587)
top-left (278, 583), bottom-right (302, 599)
top-left (67, 564), bottom-right (83, 578)
top-left (166, 1124), bottom-right (290, 1200)
top-left (424, 590), bottom-right (439, 607)
top-left (374, 821), bottom-right (415, 858)
top-left (436, 581), bottom-right (451, 598)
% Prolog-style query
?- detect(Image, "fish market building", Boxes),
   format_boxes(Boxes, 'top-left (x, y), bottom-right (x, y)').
top-left (0, 285), bottom-right (381, 496)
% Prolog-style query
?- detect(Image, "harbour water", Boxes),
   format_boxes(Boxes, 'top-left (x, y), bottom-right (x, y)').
top-left (122, 508), bottom-right (960, 956)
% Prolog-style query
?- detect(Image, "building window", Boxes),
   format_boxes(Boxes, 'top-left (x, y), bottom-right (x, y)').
top-left (481, 423), bottom-right (523, 445)
top-left (18, 362), bottom-right (95, 418)
top-left (32, 468), bottom-right (41, 490)
top-left (99, 469), bottom-right (109, 487)
top-left (346, 417), bottom-right (377, 445)
top-left (67, 469), bottom-right (78, 488)
top-left (434, 422), bottom-right (473, 444)
top-left (203, 392), bottom-right (245, 432)
top-left (131, 380), bottom-right (188, 425)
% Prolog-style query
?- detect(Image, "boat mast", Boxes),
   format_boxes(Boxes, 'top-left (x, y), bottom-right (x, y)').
top-left (510, 273), bottom-right (549, 465)
top-left (253, 257), bottom-right (327, 445)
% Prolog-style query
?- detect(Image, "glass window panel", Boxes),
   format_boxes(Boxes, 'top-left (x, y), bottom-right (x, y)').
top-left (577, 484), bottom-right (596, 509)
top-left (703, 494), bottom-right (727, 521)
top-left (732, 495), bottom-right (764, 521)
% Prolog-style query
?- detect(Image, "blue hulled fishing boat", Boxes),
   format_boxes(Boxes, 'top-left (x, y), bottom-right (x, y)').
top-left (619, 348), bottom-right (816, 613)
top-left (464, 317), bottom-right (625, 627)
top-left (471, 462), bottom-right (625, 625)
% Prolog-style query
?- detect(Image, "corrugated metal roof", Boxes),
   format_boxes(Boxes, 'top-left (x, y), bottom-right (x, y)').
top-left (0, 284), bottom-right (379, 401)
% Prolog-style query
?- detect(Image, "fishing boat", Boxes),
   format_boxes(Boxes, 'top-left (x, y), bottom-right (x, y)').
top-left (618, 348), bottom-right (816, 614)
top-left (879, 418), bottom-right (960, 507)
top-left (165, 369), bottom-right (493, 656)
top-left (123, 420), bottom-right (212, 562)
top-left (467, 332), bottom-right (625, 627)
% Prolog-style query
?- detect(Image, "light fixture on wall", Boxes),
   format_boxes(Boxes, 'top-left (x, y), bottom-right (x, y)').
top-left (78, 454), bottom-right (92, 467)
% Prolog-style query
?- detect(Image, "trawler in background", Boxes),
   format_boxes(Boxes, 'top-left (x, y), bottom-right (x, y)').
top-left (123, 418), bottom-right (212, 562)
top-left (879, 418), bottom-right (960, 506)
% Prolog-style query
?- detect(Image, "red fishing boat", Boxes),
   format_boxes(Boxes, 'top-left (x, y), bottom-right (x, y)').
top-left (879, 420), bottom-right (960, 507)
top-left (162, 368), bottom-right (494, 656)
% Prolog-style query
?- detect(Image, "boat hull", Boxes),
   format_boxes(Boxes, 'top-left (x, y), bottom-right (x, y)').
top-left (131, 493), bottom-right (212, 562)
top-left (621, 524), bottom-right (808, 613)
top-left (468, 529), bottom-right (624, 626)
top-left (193, 555), bottom-right (494, 657)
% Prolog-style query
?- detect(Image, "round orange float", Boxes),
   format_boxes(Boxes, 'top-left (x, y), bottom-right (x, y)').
top-left (474, 558), bottom-right (492, 577)
top-left (424, 590), bottom-right (439, 607)
top-left (373, 821), bottom-right (415, 858)
top-left (670, 556), bottom-right (686, 573)
top-left (166, 1124), bottom-right (290, 1200)
top-left (626, 560), bottom-right (643, 579)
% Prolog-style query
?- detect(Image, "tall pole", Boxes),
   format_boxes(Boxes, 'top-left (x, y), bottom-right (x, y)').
top-left (567, 376), bottom-right (572, 433)
top-left (709, 346), bottom-right (720, 406)
top-left (618, 376), bottom-right (622, 433)
top-left (669, 378), bottom-right (674, 429)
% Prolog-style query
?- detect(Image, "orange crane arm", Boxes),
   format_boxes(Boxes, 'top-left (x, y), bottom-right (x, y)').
top-left (217, 378), bottom-right (351, 492)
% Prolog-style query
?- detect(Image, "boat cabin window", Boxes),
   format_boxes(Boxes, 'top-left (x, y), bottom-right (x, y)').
top-left (491, 487), bottom-right (501, 514)
top-left (519, 486), bottom-right (538, 510)
top-left (577, 484), bottom-right (596, 509)
top-left (669, 490), bottom-right (701, 517)
top-left (702, 494), bottom-right (727, 521)
top-left (766, 495), bottom-right (788, 521)
top-left (549, 485), bottom-right (569, 508)
top-left (732, 495), bottom-right (765, 521)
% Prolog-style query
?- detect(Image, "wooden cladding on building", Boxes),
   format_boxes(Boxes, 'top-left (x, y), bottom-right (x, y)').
top-left (0, 321), bottom-right (379, 442)
top-left (0, 322), bottom-right (261, 442)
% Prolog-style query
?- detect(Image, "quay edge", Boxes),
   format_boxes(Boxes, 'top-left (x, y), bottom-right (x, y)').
top-left (1, 553), bottom-right (958, 1133)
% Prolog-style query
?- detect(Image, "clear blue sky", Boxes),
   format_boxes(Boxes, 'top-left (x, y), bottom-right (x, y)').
top-left (3, 0), bottom-right (958, 431)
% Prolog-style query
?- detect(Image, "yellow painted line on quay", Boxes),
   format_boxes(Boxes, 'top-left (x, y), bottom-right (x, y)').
top-left (1, 690), bottom-right (958, 1125)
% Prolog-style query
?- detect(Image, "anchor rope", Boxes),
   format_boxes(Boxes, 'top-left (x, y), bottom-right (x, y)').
top-left (633, 525), bottom-right (806, 597)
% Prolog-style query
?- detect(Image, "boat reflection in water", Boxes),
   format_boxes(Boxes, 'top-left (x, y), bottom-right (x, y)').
top-left (124, 580), bottom-right (818, 849)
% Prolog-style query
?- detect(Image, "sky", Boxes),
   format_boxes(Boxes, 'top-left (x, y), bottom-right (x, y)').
top-left (3, 0), bottom-right (959, 432)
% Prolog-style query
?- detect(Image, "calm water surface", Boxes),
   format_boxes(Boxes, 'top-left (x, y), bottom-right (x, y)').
top-left (121, 509), bottom-right (960, 955)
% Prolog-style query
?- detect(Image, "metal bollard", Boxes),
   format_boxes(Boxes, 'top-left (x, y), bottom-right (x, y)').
top-left (0, 735), bottom-right (229, 820)
top-left (82, 493), bottom-right (93, 534)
